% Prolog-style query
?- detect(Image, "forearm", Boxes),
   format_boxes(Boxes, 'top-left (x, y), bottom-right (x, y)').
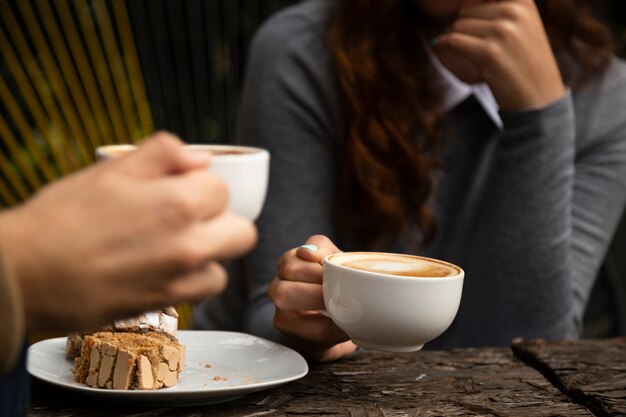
top-left (465, 93), bottom-right (578, 340)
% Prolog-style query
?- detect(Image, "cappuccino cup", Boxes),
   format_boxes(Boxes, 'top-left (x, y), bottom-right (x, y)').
top-left (96, 144), bottom-right (270, 220)
top-left (323, 252), bottom-right (464, 352)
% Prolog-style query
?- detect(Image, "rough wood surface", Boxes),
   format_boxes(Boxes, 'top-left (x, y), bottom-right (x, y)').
top-left (512, 337), bottom-right (626, 417)
top-left (30, 347), bottom-right (592, 417)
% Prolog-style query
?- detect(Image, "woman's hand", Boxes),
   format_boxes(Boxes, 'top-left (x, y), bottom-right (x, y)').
top-left (268, 235), bottom-right (357, 362)
top-left (435, 0), bottom-right (565, 111)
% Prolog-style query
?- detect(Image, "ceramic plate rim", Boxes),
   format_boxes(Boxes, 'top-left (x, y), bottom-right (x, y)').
top-left (27, 330), bottom-right (308, 404)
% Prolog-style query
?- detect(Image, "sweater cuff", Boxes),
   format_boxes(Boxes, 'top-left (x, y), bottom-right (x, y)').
top-left (0, 244), bottom-right (25, 373)
top-left (499, 89), bottom-right (572, 129)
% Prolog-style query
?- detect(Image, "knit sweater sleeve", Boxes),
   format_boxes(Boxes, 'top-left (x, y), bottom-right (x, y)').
top-left (456, 59), bottom-right (626, 343)
top-left (0, 244), bottom-right (25, 374)
top-left (190, 2), bottom-right (341, 341)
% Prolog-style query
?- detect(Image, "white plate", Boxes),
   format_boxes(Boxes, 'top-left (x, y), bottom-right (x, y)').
top-left (28, 330), bottom-right (308, 406)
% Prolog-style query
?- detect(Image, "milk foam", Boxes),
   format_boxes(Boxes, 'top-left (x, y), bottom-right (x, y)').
top-left (332, 253), bottom-right (458, 278)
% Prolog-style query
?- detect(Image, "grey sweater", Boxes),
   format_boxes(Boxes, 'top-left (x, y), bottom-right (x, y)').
top-left (194, 0), bottom-right (626, 349)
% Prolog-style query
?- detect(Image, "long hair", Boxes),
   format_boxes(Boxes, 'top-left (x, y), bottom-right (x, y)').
top-left (330, 0), bottom-right (613, 248)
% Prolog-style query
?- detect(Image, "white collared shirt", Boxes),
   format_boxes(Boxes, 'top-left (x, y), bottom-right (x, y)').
top-left (430, 52), bottom-right (503, 130)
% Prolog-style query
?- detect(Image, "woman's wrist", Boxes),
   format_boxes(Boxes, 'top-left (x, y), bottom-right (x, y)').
top-left (499, 88), bottom-right (573, 132)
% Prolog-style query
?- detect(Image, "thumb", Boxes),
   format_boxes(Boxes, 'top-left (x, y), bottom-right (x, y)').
top-left (296, 235), bottom-right (341, 265)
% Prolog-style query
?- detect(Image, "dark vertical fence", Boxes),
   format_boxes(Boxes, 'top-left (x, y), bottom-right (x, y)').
top-left (0, 0), bottom-right (623, 210)
top-left (127, 0), bottom-right (297, 144)
top-left (0, 0), bottom-right (297, 208)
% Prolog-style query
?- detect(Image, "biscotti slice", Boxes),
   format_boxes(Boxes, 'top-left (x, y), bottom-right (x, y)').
top-left (73, 331), bottom-right (186, 390)
top-left (66, 308), bottom-right (179, 359)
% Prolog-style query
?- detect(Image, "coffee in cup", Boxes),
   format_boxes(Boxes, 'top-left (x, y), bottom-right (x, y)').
top-left (334, 252), bottom-right (459, 278)
top-left (323, 252), bottom-right (464, 352)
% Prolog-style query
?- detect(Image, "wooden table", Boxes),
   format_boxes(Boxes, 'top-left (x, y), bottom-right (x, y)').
top-left (29, 337), bottom-right (626, 417)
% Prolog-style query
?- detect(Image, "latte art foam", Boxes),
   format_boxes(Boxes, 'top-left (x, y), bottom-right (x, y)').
top-left (332, 253), bottom-right (458, 278)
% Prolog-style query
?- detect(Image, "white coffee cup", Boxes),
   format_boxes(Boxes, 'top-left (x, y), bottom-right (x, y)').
top-left (323, 252), bottom-right (464, 352)
top-left (96, 144), bottom-right (270, 220)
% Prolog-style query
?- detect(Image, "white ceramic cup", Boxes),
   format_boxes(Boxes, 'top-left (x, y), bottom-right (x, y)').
top-left (96, 144), bottom-right (270, 220)
top-left (323, 252), bottom-right (464, 352)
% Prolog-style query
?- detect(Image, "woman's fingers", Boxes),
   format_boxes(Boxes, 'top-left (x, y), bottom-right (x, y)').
top-left (269, 235), bottom-right (350, 360)
top-left (277, 250), bottom-right (323, 284)
top-left (268, 276), bottom-right (325, 310)
top-left (276, 235), bottom-right (341, 284)
top-left (458, 0), bottom-right (532, 21)
top-left (273, 307), bottom-right (350, 345)
top-left (439, 0), bottom-right (563, 110)
top-left (287, 336), bottom-right (358, 363)
top-left (296, 234), bottom-right (342, 263)
top-left (315, 340), bottom-right (359, 362)
top-left (436, 32), bottom-right (491, 68)
top-left (449, 17), bottom-right (507, 39)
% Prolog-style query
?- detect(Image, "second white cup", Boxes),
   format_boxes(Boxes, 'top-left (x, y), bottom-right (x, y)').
top-left (96, 143), bottom-right (270, 220)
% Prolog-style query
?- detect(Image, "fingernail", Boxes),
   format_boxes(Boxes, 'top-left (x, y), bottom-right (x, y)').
top-left (299, 244), bottom-right (318, 252)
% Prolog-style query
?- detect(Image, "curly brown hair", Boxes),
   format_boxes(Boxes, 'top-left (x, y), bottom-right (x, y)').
top-left (330, 0), bottom-right (613, 248)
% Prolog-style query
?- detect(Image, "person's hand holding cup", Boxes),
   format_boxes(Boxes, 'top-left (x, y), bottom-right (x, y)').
top-left (96, 143), bottom-right (270, 220)
top-left (0, 133), bottom-right (258, 334)
top-left (269, 235), bottom-right (464, 361)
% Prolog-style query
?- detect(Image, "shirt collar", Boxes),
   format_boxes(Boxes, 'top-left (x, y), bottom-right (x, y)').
top-left (429, 50), bottom-right (503, 130)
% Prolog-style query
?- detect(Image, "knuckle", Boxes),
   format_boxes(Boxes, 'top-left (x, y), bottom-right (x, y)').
top-left (170, 238), bottom-right (207, 270)
top-left (277, 249), bottom-right (297, 274)
top-left (494, 21), bottom-right (516, 40)
top-left (151, 131), bottom-right (181, 149)
top-left (207, 177), bottom-right (230, 215)
top-left (267, 279), bottom-right (279, 302)
top-left (481, 42), bottom-right (500, 63)
top-left (283, 262), bottom-right (303, 281)
top-left (206, 263), bottom-right (228, 294)
top-left (177, 191), bottom-right (202, 219)
top-left (445, 34), bottom-right (463, 49)
top-left (312, 322), bottom-right (336, 343)
top-left (309, 234), bottom-right (331, 247)
top-left (159, 190), bottom-right (198, 227)
top-left (210, 175), bottom-right (229, 202)
top-left (518, 0), bottom-right (535, 8)
top-left (501, 3), bottom-right (523, 21)
top-left (149, 132), bottom-right (186, 163)
top-left (273, 310), bottom-right (287, 332)
top-left (269, 281), bottom-right (292, 309)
